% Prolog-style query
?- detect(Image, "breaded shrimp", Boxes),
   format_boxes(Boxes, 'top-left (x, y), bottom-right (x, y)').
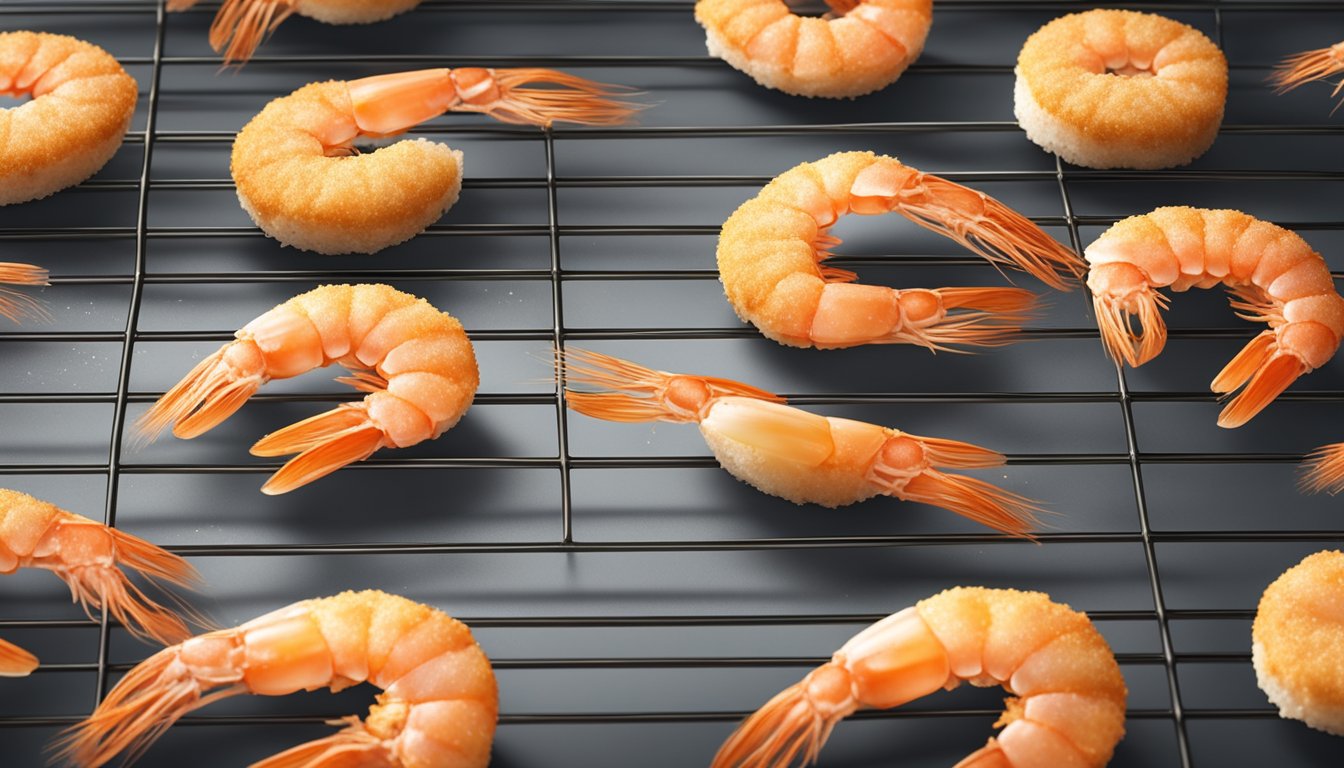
top-left (0, 489), bottom-right (201, 677)
top-left (718, 151), bottom-right (1085, 351)
top-left (169, 0), bottom-right (423, 66)
top-left (1085, 206), bottom-right (1344, 427)
top-left (135, 284), bottom-right (479, 495)
top-left (232, 68), bottom-right (641, 255)
top-left (695, 0), bottom-right (933, 98)
top-left (0, 262), bottom-right (49, 323)
top-left (713, 586), bottom-right (1127, 767)
top-left (1015, 10), bottom-right (1227, 169)
top-left (562, 349), bottom-right (1045, 537)
top-left (0, 31), bottom-right (138, 205)
top-left (58, 589), bottom-right (498, 768)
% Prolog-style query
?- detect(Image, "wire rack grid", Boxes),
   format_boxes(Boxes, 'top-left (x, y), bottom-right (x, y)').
top-left (2, 0), bottom-right (1343, 766)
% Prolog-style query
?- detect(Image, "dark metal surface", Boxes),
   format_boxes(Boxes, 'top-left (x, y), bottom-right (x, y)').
top-left (2, 1), bottom-right (1343, 766)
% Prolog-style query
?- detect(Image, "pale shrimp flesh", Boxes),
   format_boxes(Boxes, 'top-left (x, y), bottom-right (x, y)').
top-left (232, 67), bottom-right (642, 255)
top-left (718, 151), bottom-right (1086, 351)
top-left (58, 589), bottom-right (498, 768)
top-left (1271, 41), bottom-right (1344, 111)
top-left (0, 31), bottom-right (138, 205)
top-left (0, 262), bottom-right (49, 323)
top-left (1085, 206), bottom-right (1344, 427)
top-left (713, 586), bottom-right (1127, 767)
top-left (561, 348), bottom-right (1045, 538)
top-left (135, 284), bottom-right (479, 495)
top-left (0, 488), bottom-right (201, 677)
top-left (168, 0), bottom-right (422, 66)
top-left (695, 0), bottom-right (933, 98)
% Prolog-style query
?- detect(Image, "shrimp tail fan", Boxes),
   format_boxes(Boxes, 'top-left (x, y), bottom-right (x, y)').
top-left (249, 405), bottom-right (385, 495)
top-left (205, 0), bottom-right (296, 66)
top-left (53, 647), bottom-right (241, 768)
top-left (249, 718), bottom-right (385, 768)
top-left (0, 637), bottom-right (39, 677)
top-left (1301, 442), bottom-right (1344, 495)
top-left (135, 348), bottom-right (263, 444)
top-left (711, 679), bottom-right (837, 768)
top-left (0, 262), bottom-right (50, 323)
top-left (895, 469), bottom-right (1045, 540)
top-left (476, 68), bottom-right (646, 127)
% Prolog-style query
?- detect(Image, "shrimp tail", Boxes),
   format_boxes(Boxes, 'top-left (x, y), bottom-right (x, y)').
top-left (1270, 43), bottom-right (1344, 101)
top-left (249, 717), bottom-right (383, 768)
top-left (135, 347), bottom-right (264, 444)
top-left (912, 435), bottom-right (1006, 469)
top-left (0, 637), bottom-right (39, 677)
top-left (891, 287), bottom-right (1039, 352)
top-left (53, 646), bottom-right (236, 768)
top-left (0, 262), bottom-right (50, 323)
top-left (473, 68), bottom-right (645, 127)
top-left (560, 347), bottom-right (784, 423)
top-left (250, 405), bottom-right (385, 495)
top-left (58, 524), bottom-right (205, 644)
top-left (1214, 344), bottom-right (1308, 428)
top-left (896, 470), bottom-right (1044, 539)
top-left (899, 174), bottom-right (1085, 291)
top-left (1092, 288), bottom-right (1169, 367)
top-left (711, 680), bottom-right (832, 768)
top-left (1301, 443), bottom-right (1344, 495)
top-left (206, 0), bottom-right (295, 65)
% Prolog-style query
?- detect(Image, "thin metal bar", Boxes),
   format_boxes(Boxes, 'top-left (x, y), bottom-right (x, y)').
top-left (91, 0), bottom-right (165, 710)
top-left (543, 127), bottom-right (577, 545)
top-left (1053, 155), bottom-right (1194, 766)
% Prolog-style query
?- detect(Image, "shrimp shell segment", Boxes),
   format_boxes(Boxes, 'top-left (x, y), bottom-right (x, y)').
top-left (712, 586), bottom-right (1127, 767)
top-left (1015, 9), bottom-right (1227, 169)
top-left (58, 589), bottom-right (498, 768)
top-left (1084, 206), bottom-right (1344, 428)
top-left (135, 284), bottom-right (479, 495)
top-left (0, 31), bottom-right (138, 205)
top-left (717, 151), bottom-right (1084, 351)
top-left (695, 0), bottom-right (933, 98)
top-left (0, 488), bottom-right (203, 676)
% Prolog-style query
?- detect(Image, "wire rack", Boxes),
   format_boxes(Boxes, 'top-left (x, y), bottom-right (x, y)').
top-left (2, 0), bottom-right (1343, 765)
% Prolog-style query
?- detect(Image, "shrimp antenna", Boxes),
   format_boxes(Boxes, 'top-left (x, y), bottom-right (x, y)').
top-left (206, 0), bottom-right (296, 67)
top-left (468, 68), bottom-right (648, 127)
top-left (1270, 42), bottom-right (1344, 111)
top-left (0, 262), bottom-right (51, 323)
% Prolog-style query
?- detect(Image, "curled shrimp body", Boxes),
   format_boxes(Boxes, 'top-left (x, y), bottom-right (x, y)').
top-left (0, 489), bottom-right (201, 677)
top-left (694, 0), bottom-right (933, 98)
top-left (718, 151), bottom-right (1086, 351)
top-left (232, 68), bottom-right (640, 255)
top-left (562, 349), bottom-right (1044, 537)
top-left (713, 586), bottom-right (1127, 768)
top-left (59, 589), bottom-right (498, 768)
top-left (0, 262), bottom-right (49, 323)
top-left (0, 31), bottom-right (138, 206)
top-left (1085, 206), bottom-right (1344, 428)
top-left (169, 0), bottom-right (422, 66)
top-left (136, 284), bottom-right (479, 495)
top-left (1271, 41), bottom-right (1344, 110)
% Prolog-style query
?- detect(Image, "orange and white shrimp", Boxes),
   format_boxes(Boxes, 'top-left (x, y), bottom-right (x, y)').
top-left (1271, 41), bottom-right (1344, 110)
top-left (718, 151), bottom-right (1085, 351)
top-left (0, 488), bottom-right (201, 677)
top-left (0, 262), bottom-right (49, 323)
top-left (562, 349), bottom-right (1044, 537)
top-left (1085, 206), bottom-right (1344, 428)
top-left (58, 589), bottom-right (498, 768)
top-left (713, 586), bottom-right (1127, 768)
top-left (694, 0), bottom-right (933, 98)
top-left (0, 31), bottom-right (138, 205)
top-left (232, 68), bottom-right (641, 255)
top-left (135, 284), bottom-right (479, 495)
top-left (168, 0), bottom-right (421, 66)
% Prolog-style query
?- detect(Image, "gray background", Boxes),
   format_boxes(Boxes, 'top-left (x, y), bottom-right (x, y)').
top-left (1, 0), bottom-right (1343, 766)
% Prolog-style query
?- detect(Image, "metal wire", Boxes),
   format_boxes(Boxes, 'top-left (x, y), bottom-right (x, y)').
top-left (4, 1), bottom-right (1344, 766)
